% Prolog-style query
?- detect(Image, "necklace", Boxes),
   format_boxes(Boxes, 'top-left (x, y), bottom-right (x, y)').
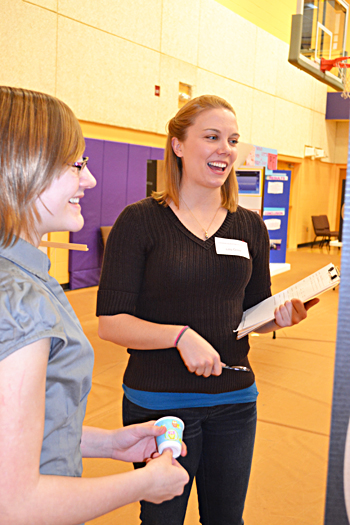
top-left (180, 197), bottom-right (221, 240)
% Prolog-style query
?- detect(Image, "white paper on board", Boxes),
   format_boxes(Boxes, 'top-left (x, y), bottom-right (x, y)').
top-left (267, 181), bottom-right (283, 194)
top-left (264, 218), bottom-right (281, 231)
top-left (234, 263), bottom-right (340, 339)
top-left (264, 208), bottom-right (285, 216)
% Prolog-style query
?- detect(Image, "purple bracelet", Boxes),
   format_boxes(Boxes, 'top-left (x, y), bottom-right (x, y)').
top-left (174, 325), bottom-right (190, 347)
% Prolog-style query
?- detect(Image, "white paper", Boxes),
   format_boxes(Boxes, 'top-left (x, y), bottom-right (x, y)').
top-left (267, 181), bottom-right (283, 194)
top-left (215, 238), bottom-right (250, 258)
top-left (234, 263), bottom-right (340, 339)
top-left (264, 218), bottom-right (281, 231)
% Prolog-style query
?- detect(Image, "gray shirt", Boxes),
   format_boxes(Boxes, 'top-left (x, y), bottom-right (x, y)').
top-left (0, 238), bottom-right (94, 477)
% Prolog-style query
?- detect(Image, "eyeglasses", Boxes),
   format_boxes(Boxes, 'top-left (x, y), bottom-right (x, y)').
top-left (69, 157), bottom-right (89, 171)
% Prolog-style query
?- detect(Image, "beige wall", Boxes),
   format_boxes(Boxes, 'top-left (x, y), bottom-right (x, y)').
top-left (216, 0), bottom-right (297, 44)
top-left (277, 156), bottom-right (342, 249)
top-left (334, 121), bottom-right (349, 164)
top-left (0, 0), bottom-right (346, 275)
top-left (291, 159), bottom-right (340, 247)
top-left (0, 0), bottom-right (334, 160)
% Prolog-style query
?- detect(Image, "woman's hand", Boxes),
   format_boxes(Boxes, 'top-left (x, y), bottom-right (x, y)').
top-left (142, 449), bottom-right (189, 504)
top-left (109, 422), bottom-right (187, 463)
top-left (274, 297), bottom-right (320, 328)
top-left (176, 328), bottom-right (222, 377)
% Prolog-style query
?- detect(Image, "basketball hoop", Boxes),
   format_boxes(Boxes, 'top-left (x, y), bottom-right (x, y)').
top-left (320, 57), bottom-right (350, 99)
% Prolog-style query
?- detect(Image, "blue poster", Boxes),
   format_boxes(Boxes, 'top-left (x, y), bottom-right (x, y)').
top-left (262, 170), bottom-right (291, 264)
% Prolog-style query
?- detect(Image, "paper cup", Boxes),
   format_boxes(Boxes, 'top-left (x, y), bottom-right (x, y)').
top-left (155, 416), bottom-right (185, 459)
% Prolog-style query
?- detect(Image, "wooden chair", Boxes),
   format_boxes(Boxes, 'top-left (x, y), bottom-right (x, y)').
top-left (311, 215), bottom-right (339, 248)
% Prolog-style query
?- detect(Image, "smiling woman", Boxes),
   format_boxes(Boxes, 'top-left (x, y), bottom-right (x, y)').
top-left (0, 87), bottom-right (85, 248)
top-left (0, 86), bottom-right (189, 525)
top-left (154, 94), bottom-right (239, 214)
top-left (35, 155), bottom-right (96, 240)
top-left (172, 108), bottom-right (239, 188)
top-left (97, 94), bottom-right (318, 525)
top-left (170, 107), bottom-right (239, 237)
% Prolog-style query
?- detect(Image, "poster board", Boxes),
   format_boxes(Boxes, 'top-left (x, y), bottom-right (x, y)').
top-left (236, 166), bottom-right (264, 215)
top-left (263, 170), bottom-right (291, 264)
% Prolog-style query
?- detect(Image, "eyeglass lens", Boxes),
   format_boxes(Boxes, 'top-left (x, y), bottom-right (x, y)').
top-left (72, 157), bottom-right (89, 170)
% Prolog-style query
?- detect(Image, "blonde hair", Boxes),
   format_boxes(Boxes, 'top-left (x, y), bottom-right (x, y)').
top-left (153, 94), bottom-right (239, 212)
top-left (0, 86), bottom-right (85, 247)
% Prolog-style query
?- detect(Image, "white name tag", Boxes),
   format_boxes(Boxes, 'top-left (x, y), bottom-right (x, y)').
top-left (214, 238), bottom-right (250, 259)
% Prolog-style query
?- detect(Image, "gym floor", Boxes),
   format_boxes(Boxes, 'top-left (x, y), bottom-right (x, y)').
top-left (66, 246), bottom-right (341, 525)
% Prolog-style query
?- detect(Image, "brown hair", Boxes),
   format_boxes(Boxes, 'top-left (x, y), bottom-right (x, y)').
top-left (0, 86), bottom-right (85, 247)
top-left (153, 94), bottom-right (239, 212)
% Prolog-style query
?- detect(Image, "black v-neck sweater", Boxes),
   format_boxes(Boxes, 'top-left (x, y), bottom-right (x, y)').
top-left (97, 197), bottom-right (271, 394)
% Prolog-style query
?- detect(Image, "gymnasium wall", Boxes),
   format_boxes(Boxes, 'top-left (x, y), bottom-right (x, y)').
top-left (291, 159), bottom-right (339, 246)
top-left (335, 122), bottom-right (350, 164)
top-left (216, 0), bottom-right (300, 44)
top-left (1, 0), bottom-right (334, 157)
top-left (0, 0), bottom-right (345, 282)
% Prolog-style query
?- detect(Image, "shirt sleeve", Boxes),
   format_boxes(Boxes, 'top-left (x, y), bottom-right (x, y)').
top-left (243, 211), bottom-right (272, 311)
top-left (0, 273), bottom-right (67, 362)
top-left (96, 204), bottom-right (148, 316)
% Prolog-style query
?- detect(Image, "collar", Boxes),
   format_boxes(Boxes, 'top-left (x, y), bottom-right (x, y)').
top-left (0, 238), bottom-right (51, 281)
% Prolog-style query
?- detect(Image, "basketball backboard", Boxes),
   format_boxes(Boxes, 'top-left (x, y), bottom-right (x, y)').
top-left (289, 0), bottom-right (349, 90)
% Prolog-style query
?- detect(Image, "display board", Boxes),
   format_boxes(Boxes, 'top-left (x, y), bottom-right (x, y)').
top-left (263, 170), bottom-right (291, 264)
top-left (246, 145), bottom-right (278, 175)
top-left (236, 166), bottom-right (265, 215)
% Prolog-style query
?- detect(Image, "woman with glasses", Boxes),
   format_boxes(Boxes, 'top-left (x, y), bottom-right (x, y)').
top-left (97, 94), bottom-right (318, 525)
top-left (0, 86), bottom-right (189, 525)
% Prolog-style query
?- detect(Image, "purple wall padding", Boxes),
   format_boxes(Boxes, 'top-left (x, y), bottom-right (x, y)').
top-left (69, 268), bottom-right (103, 291)
top-left (126, 145), bottom-right (151, 205)
top-left (151, 147), bottom-right (166, 160)
top-left (101, 141), bottom-right (129, 226)
top-left (68, 138), bottom-right (164, 289)
top-left (326, 92), bottom-right (350, 120)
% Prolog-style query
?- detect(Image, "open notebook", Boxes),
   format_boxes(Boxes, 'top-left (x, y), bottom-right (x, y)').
top-left (234, 263), bottom-right (340, 340)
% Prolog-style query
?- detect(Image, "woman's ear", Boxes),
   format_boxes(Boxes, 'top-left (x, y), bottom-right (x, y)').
top-left (171, 137), bottom-right (183, 158)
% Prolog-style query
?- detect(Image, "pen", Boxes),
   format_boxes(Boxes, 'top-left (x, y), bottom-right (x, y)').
top-left (222, 365), bottom-right (251, 372)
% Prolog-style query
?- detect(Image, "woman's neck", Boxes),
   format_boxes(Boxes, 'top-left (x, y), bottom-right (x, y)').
top-left (19, 232), bottom-right (40, 248)
top-left (171, 184), bottom-right (227, 241)
top-left (178, 183), bottom-right (222, 212)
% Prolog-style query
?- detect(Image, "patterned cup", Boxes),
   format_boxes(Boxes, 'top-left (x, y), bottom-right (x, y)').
top-left (155, 416), bottom-right (185, 459)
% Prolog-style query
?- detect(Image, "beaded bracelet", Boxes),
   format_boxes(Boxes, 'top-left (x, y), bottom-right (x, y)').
top-left (174, 325), bottom-right (190, 347)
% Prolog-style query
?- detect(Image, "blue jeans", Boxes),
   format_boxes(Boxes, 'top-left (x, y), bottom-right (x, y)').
top-left (123, 396), bottom-right (257, 525)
